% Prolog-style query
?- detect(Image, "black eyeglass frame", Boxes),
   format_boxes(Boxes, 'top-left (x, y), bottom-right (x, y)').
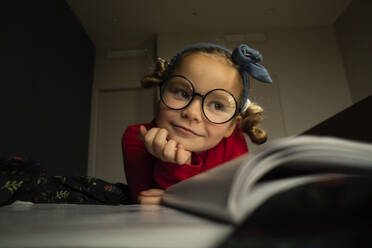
top-left (158, 75), bottom-right (240, 124)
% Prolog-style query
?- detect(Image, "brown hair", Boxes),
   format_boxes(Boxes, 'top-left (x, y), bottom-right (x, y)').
top-left (141, 47), bottom-right (268, 145)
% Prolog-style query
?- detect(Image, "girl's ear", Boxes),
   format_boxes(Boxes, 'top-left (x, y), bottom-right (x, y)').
top-left (223, 116), bottom-right (242, 138)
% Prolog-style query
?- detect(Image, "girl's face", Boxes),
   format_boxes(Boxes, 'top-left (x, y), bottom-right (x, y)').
top-left (156, 53), bottom-right (242, 153)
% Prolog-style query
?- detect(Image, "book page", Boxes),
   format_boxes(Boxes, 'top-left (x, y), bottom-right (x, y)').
top-left (163, 135), bottom-right (372, 224)
top-left (162, 154), bottom-right (249, 223)
top-left (231, 174), bottom-right (342, 224)
top-left (229, 136), bottom-right (372, 220)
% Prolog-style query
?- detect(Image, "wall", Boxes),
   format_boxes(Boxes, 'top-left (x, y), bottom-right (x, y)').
top-left (87, 42), bottom-right (156, 182)
top-left (335, 0), bottom-right (372, 103)
top-left (1, 0), bottom-right (94, 176)
top-left (158, 27), bottom-right (352, 142)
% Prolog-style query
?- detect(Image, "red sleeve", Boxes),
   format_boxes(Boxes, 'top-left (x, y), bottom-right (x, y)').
top-left (153, 153), bottom-right (203, 189)
top-left (122, 123), bottom-right (156, 203)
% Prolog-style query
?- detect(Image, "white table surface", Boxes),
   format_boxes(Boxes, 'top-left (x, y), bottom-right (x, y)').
top-left (0, 201), bottom-right (233, 248)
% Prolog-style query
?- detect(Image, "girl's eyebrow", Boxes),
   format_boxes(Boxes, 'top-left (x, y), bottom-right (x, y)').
top-left (170, 74), bottom-right (238, 97)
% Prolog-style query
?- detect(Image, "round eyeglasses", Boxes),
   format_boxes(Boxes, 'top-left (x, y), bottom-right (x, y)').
top-left (159, 75), bottom-right (239, 124)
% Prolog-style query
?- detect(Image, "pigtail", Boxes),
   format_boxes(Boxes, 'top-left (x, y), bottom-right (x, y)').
top-left (141, 58), bottom-right (169, 88)
top-left (240, 102), bottom-right (267, 144)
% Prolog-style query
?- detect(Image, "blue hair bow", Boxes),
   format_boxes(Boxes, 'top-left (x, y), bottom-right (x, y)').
top-left (232, 44), bottom-right (272, 84)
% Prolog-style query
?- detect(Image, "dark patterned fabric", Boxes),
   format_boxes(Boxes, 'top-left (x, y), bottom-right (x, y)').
top-left (0, 155), bottom-right (130, 206)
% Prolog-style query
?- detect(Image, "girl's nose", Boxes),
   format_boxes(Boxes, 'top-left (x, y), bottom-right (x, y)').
top-left (180, 97), bottom-right (203, 122)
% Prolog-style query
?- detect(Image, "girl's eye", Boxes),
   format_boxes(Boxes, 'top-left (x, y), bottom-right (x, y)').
top-left (210, 101), bottom-right (225, 111)
top-left (176, 90), bottom-right (190, 99)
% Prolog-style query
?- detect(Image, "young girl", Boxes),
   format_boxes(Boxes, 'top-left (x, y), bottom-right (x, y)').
top-left (122, 43), bottom-right (272, 204)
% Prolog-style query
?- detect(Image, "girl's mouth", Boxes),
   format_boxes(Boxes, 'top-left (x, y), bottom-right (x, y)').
top-left (172, 124), bottom-right (201, 136)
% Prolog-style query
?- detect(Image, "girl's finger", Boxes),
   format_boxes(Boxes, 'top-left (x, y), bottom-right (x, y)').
top-left (143, 128), bottom-right (160, 155)
top-left (138, 195), bottom-right (162, 205)
top-left (176, 146), bottom-right (192, 165)
top-left (153, 128), bottom-right (168, 157)
top-left (162, 139), bottom-right (177, 162)
top-left (140, 189), bottom-right (164, 197)
top-left (137, 125), bottom-right (147, 141)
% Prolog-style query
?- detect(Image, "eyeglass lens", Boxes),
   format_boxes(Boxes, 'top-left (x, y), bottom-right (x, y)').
top-left (160, 76), bottom-right (237, 123)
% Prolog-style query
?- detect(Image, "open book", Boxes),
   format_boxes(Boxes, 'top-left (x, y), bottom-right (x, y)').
top-left (162, 135), bottom-right (372, 224)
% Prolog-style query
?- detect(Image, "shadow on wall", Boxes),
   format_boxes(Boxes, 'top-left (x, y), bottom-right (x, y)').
top-left (1, 0), bottom-right (95, 176)
top-left (335, 0), bottom-right (372, 103)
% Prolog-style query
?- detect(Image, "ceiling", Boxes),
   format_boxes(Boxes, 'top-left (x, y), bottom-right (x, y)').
top-left (67, 0), bottom-right (352, 49)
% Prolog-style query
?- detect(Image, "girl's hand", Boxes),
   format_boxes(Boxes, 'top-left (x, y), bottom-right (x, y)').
top-left (138, 188), bottom-right (164, 204)
top-left (138, 125), bottom-right (191, 165)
